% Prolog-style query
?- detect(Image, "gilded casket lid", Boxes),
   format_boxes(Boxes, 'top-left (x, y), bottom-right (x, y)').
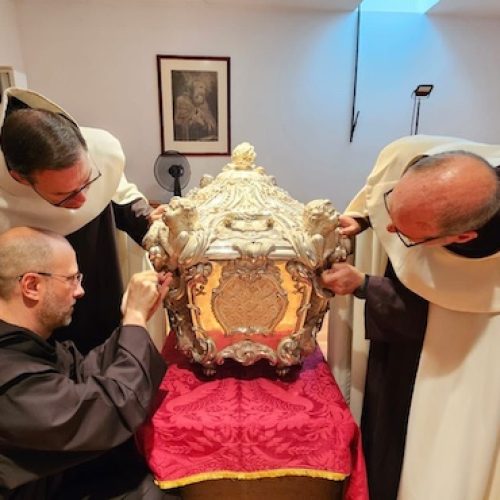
top-left (145, 142), bottom-right (349, 271)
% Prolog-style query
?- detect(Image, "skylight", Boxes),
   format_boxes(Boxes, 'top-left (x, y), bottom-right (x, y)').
top-left (360, 0), bottom-right (440, 14)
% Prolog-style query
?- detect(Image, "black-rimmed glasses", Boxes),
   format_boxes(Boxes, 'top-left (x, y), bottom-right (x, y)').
top-left (17, 271), bottom-right (84, 287)
top-left (52, 168), bottom-right (102, 207)
top-left (383, 188), bottom-right (443, 248)
top-left (30, 155), bottom-right (102, 208)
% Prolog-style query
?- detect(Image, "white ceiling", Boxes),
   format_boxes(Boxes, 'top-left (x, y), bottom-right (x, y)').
top-left (55, 0), bottom-right (500, 18)
top-left (203, 0), bottom-right (360, 10)
top-left (204, 0), bottom-right (500, 17)
top-left (428, 0), bottom-right (500, 18)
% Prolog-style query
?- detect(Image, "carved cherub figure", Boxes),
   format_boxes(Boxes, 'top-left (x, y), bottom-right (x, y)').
top-left (292, 199), bottom-right (344, 267)
top-left (163, 197), bottom-right (201, 236)
top-left (143, 197), bottom-right (211, 271)
top-left (303, 199), bottom-right (339, 237)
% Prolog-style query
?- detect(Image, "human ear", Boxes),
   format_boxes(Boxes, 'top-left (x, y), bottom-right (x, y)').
top-left (9, 170), bottom-right (31, 186)
top-left (451, 231), bottom-right (478, 245)
top-left (19, 274), bottom-right (42, 301)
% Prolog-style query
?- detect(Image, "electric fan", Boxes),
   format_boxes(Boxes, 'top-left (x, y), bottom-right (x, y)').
top-left (153, 150), bottom-right (191, 197)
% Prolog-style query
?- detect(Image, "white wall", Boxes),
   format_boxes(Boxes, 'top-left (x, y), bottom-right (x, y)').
top-left (356, 12), bottom-right (500, 145)
top-left (11, 0), bottom-right (500, 210)
top-left (0, 0), bottom-right (25, 72)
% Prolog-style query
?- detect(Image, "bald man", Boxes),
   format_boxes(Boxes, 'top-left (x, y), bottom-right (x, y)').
top-left (0, 227), bottom-right (179, 499)
top-left (322, 137), bottom-right (499, 500)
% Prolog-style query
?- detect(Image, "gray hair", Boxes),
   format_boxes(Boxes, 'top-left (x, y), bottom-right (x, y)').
top-left (406, 151), bottom-right (500, 234)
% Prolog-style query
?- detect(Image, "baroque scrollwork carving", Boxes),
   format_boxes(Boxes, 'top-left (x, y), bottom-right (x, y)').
top-left (143, 142), bottom-right (351, 375)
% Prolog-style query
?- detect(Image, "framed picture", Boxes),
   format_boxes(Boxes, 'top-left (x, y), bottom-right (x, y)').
top-left (0, 67), bottom-right (14, 104)
top-left (157, 55), bottom-right (231, 156)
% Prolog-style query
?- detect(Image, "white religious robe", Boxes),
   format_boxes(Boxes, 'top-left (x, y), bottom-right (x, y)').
top-left (0, 87), bottom-right (144, 234)
top-left (340, 135), bottom-right (500, 500)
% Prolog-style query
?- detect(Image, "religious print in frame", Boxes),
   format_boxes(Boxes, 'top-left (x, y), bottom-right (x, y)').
top-left (157, 55), bottom-right (231, 156)
top-left (0, 67), bottom-right (14, 104)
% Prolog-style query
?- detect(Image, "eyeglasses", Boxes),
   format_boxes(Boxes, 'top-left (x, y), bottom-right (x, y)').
top-left (383, 188), bottom-right (443, 248)
top-left (52, 168), bottom-right (102, 207)
top-left (31, 155), bottom-right (102, 208)
top-left (17, 271), bottom-right (84, 286)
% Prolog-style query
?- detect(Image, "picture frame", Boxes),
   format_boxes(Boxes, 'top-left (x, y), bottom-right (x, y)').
top-left (157, 55), bottom-right (231, 156)
top-left (0, 67), bottom-right (14, 104)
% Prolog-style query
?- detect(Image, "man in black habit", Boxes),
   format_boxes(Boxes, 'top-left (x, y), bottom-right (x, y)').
top-left (0, 227), bottom-right (180, 499)
top-left (322, 137), bottom-right (499, 500)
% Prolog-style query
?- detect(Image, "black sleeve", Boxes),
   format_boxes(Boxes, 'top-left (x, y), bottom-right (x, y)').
top-left (364, 261), bottom-right (429, 343)
top-left (112, 199), bottom-right (152, 246)
top-left (354, 216), bottom-right (372, 232)
top-left (0, 326), bottom-right (166, 453)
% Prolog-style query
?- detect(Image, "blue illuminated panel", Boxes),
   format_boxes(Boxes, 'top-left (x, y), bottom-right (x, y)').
top-left (360, 0), bottom-right (440, 14)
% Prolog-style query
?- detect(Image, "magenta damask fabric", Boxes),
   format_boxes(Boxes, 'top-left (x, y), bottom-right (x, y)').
top-left (137, 333), bottom-right (368, 500)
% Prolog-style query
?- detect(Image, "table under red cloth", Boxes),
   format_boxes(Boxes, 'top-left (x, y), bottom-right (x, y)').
top-left (137, 332), bottom-right (368, 500)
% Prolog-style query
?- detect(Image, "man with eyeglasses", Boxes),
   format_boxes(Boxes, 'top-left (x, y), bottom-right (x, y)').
top-left (0, 226), bottom-right (181, 499)
top-left (321, 136), bottom-right (499, 500)
top-left (0, 87), bottom-right (165, 354)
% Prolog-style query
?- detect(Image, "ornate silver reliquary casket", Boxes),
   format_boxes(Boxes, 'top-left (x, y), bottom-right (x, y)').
top-left (143, 143), bottom-right (350, 375)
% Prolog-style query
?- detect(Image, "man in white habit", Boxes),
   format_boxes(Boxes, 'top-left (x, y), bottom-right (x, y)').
top-left (322, 135), bottom-right (499, 500)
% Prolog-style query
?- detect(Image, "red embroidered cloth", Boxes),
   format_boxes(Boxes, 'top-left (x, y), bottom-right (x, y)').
top-left (137, 333), bottom-right (368, 500)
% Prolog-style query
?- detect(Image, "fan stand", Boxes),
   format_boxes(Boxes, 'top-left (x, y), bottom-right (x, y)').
top-left (169, 164), bottom-right (184, 197)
